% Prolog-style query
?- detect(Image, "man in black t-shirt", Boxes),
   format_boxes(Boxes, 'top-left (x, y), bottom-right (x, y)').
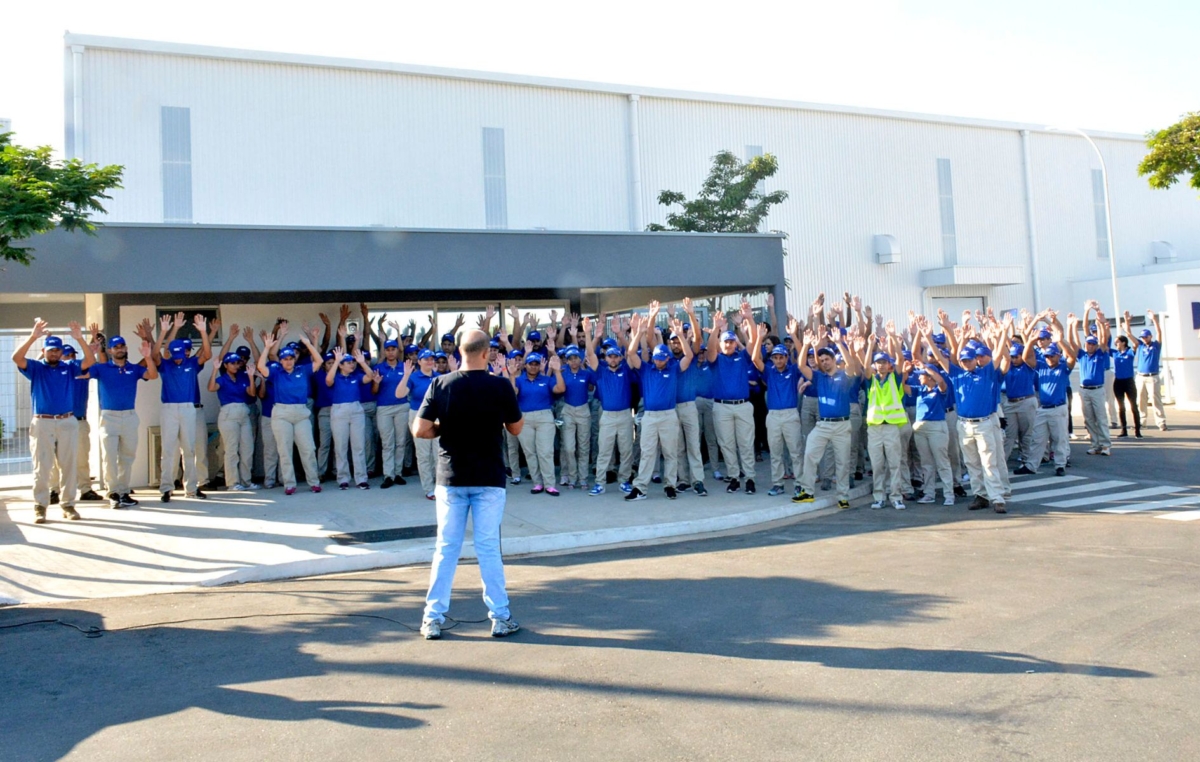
top-left (414, 328), bottom-right (524, 640)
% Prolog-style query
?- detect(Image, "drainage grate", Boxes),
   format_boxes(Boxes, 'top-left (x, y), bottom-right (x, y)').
top-left (330, 524), bottom-right (439, 545)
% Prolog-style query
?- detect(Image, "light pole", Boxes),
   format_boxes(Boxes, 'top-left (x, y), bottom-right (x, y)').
top-left (1046, 126), bottom-right (1121, 321)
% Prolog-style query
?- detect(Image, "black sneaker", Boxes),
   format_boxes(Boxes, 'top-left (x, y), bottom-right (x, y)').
top-left (1055, 466), bottom-right (1065, 476)
top-left (953, 485), bottom-right (967, 497)
top-left (726, 478), bottom-right (740, 493)
top-left (110, 496), bottom-right (123, 510)
top-left (651, 474), bottom-right (662, 484)
top-left (969, 495), bottom-right (989, 510)
top-left (693, 481), bottom-right (708, 496)
top-left (380, 476), bottom-right (395, 489)
top-left (339, 483), bottom-right (349, 490)
top-left (792, 490), bottom-right (815, 503)
top-left (1013, 465), bottom-right (1036, 475)
top-left (1135, 431), bottom-right (1144, 439)
top-left (392, 474), bottom-right (407, 485)
top-left (664, 486), bottom-right (677, 500)
top-left (119, 493), bottom-right (138, 508)
top-left (837, 499), bottom-right (851, 510)
top-left (745, 479), bottom-right (756, 495)
top-left (79, 489), bottom-right (105, 502)
top-left (160, 491), bottom-right (171, 503)
top-left (854, 471), bottom-right (864, 481)
top-left (50, 490), bottom-right (59, 505)
top-left (189, 489), bottom-right (208, 499)
top-left (676, 482), bottom-right (691, 492)
top-left (357, 483), bottom-right (370, 490)
top-left (624, 487), bottom-right (647, 502)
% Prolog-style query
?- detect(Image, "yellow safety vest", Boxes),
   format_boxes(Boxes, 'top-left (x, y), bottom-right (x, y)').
top-left (866, 373), bottom-right (907, 425)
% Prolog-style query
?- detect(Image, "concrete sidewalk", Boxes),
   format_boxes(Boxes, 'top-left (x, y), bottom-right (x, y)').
top-left (0, 464), bottom-right (869, 604)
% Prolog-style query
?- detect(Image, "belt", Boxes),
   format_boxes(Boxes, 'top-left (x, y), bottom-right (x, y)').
top-left (959, 415), bottom-right (988, 423)
top-left (1138, 373), bottom-right (1158, 377)
top-left (1041, 402), bottom-right (1066, 409)
top-left (1081, 385), bottom-right (1103, 390)
top-left (1007, 394), bottom-right (1033, 402)
top-left (714, 399), bottom-right (748, 405)
top-left (819, 416), bottom-right (850, 422)
top-left (33, 413), bottom-right (73, 419)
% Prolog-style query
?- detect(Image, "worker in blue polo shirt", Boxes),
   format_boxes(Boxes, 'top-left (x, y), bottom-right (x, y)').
top-left (752, 333), bottom-right (804, 498)
top-left (1075, 305), bottom-right (1112, 456)
top-left (584, 316), bottom-right (635, 495)
top-left (703, 302), bottom-right (759, 495)
top-left (153, 313), bottom-right (213, 502)
top-left (373, 338), bottom-right (413, 489)
top-left (209, 350), bottom-right (260, 491)
top-left (508, 344), bottom-right (565, 496)
top-left (314, 351), bottom-right (337, 481)
top-left (558, 346), bottom-right (596, 490)
top-left (1111, 335), bottom-right (1140, 438)
top-left (1122, 309), bottom-right (1166, 431)
top-left (358, 350), bottom-right (380, 477)
top-left (13, 320), bottom-right (83, 522)
top-left (51, 341), bottom-right (104, 504)
top-left (693, 347), bottom-right (720, 481)
top-left (407, 349), bottom-right (441, 499)
top-left (904, 360), bottom-right (956, 505)
top-left (1002, 341), bottom-right (1039, 474)
top-left (626, 309), bottom-right (693, 502)
top-left (257, 332), bottom-right (324, 495)
top-left (792, 322), bottom-right (862, 509)
top-left (670, 299), bottom-right (707, 495)
top-left (257, 343), bottom-right (281, 489)
top-left (1024, 336), bottom-right (1075, 477)
top-left (326, 346), bottom-right (375, 490)
top-left (82, 334), bottom-right (159, 508)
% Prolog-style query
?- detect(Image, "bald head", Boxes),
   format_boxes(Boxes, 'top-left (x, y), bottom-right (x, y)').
top-left (460, 328), bottom-right (491, 370)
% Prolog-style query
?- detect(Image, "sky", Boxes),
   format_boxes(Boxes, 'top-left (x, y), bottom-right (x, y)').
top-left (2, 0), bottom-right (1197, 154)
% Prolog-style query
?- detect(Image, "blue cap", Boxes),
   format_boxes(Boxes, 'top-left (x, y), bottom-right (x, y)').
top-left (526, 352), bottom-right (544, 364)
top-left (323, 351), bottom-right (335, 361)
top-left (1140, 329), bottom-right (1153, 338)
top-left (362, 351), bottom-right (371, 360)
top-left (872, 352), bottom-right (893, 364)
top-left (181, 338), bottom-right (194, 350)
top-left (975, 345), bottom-right (992, 357)
top-left (418, 350), bottom-right (435, 361)
top-left (44, 336), bottom-right (63, 349)
top-left (235, 345), bottom-right (251, 358)
top-left (1038, 329), bottom-right (1052, 340)
top-left (339, 353), bottom-right (356, 363)
top-left (967, 339), bottom-right (984, 350)
top-left (279, 348), bottom-right (297, 359)
top-left (816, 347), bottom-right (836, 359)
top-left (556, 348), bottom-right (566, 357)
top-left (651, 344), bottom-right (670, 361)
top-left (433, 351), bottom-right (447, 360)
top-left (565, 347), bottom-right (582, 358)
top-left (668, 332), bottom-right (680, 340)
top-left (682, 322), bottom-right (692, 331)
top-left (507, 349), bottom-right (523, 360)
top-left (285, 341), bottom-right (300, 350)
top-left (601, 338), bottom-right (617, 348)
top-left (384, 339), bottom-right (400, 349)
top-left (932, 333), bottom-right (946, 345)
top-left (528, 330), bottom-right (542, 342)
top-left (1044, 343), bottom-right (1062, 357)
top-left (223, 352), bottom-right (240, 364)
top-left (604, 347), bottom-right (623, 357)
top-left (901, 349), bottom-right (913, 361)
top-left (1085, 335), bottom-right (1099, 345)
top-left (770, 345), bottom-right (788, 357)
top-left (168, 339), bottom-right (187, 356)
top-left (1010, 343), bottom-right (1024, 356)
top-left (61, 344), bottom-right (76, 355)
top-left (441, 333), bottom-right (455, 343)
top-left (489, 339), bottom-right (501, 348)
top-left (108, 336), bottom-right (126, 348)
top-left (958, 348), bottom-right (977, 361)
top-left (404, 344), bottom-right (419, 354)
top-left (720, 331), bottom-right (738, 342)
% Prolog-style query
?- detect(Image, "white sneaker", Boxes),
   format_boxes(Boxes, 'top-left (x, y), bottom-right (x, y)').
top-left (870, 500), bottom-right (885, 509)
top-left (263, 480), bottom-right (277, 489)
top-left (943, 495), bottom-right (956, 506)
top-left (893, 499), bottom-right (906, 510)
top-left (246, 483), bottom-right (261, 490)
top-left (917, 494), bottom-right (935, 504)
top-left (231, 484), bottom-right (248, 491)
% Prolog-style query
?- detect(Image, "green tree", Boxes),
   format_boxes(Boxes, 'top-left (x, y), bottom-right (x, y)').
top-left (646, 150), bottom-right (788, 232)
top-left (1138, 112), bottom-right (1200, 195)
top-left (0, 131), bottom-right (124, 265)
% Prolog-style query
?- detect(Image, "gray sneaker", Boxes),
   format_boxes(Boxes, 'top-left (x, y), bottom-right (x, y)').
top-left (491, 617), bottom-right (521, 638)
top-left (420, 620), bottom-right (442, 640)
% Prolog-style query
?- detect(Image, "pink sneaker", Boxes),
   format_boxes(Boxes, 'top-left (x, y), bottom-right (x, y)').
top-left (284, 486), bottom-right (296, 495)
top-left (310, 485), bottom-right (322, 493)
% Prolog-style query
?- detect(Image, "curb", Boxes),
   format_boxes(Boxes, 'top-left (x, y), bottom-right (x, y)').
top-left (202, 484), bottom-right (872, 588)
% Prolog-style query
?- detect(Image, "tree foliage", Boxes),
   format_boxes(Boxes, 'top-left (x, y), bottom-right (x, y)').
top-left (0, 131), bottom-right (124, 265)
top-left (1138, 112), bottom-right (1200, 195)
top-left (647, 150), bottom-right (788, 232)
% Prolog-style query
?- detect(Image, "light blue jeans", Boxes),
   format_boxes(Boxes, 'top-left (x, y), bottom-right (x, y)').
top-left (423, 486), bottom-right (511, 624)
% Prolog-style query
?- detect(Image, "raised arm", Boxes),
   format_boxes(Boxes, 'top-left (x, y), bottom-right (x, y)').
top-left (625, 313), bottom-right (644, 370)
top-left (195, 315), bottom-right (214, 367)
top-left (257, 335), bottom-right (277, 377)
top-left (583, 316), bottom-right (600, 371)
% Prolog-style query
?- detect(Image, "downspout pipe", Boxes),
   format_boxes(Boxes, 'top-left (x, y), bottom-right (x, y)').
top-left (1020, 129), bottom-right (1041, 311)
top-left (628, 94), bottom-right (643, 231)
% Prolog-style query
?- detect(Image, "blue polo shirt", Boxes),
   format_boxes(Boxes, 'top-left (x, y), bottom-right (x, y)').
top-left (675, 360), bottom-right (701, 404)
top-left (329, 370), bottom-right (366, 404)
top-left (814, 370), bottom-right (856, 418)
top-left (261, 362), bottom-right (280, 416)
top-left (1135, 340), bottom-right (1161, 374)
top-left (515, 372), bottom-right (556, 413)
top-left (1077, 347), bottom-right (1109, 387)
top-left (763, 362), bottom-right (801, 410)
top-left (89, 361), bottom-right (147, 411)
top-left (915, 384), bottom-right (947, 422)
top-left (359, 371), bottom-right (378, 403)
top-left (952, 364), bottom-right (1001, 419)
top-left (159, 357), bottom-right (202, 404)
top-left (1112, 349), bottom-right (1134, 380)
top-left (1036, 360), bottom-right (1070, 406)
top-left (709, 350), bottom-right (752, 401)
top-left (67, 360), bottom-right (90, 418)
top-left (695, 362), bottom-right (713, 399)
top-left (1004, 363), bottom-right (1037, 399)
top-left (408, 370), bottom-right (438, 406)
top-left (21, 359), bottom-right (78, 416)
top-left (595, 362), bottom-right (634, 412)
top-left (373, 362), bottom-right (408, 407)
top-left (560, 366), bottom-right (596, 407)
top-left (215, 373), bottom-right (254, 406)
top-left (639, 360), bottom-right (679, 412)
top-left (269, 363), bottom-right (314, 405)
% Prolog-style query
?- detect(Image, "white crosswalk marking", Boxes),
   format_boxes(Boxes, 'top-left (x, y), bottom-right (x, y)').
top-left (1011, 480), bottom-right (1134, 502)
top-left (1046, 486), bottom-right (1185, 509)
top-left (1009, 475), bottom-right (1086, 491)
top-left (1157, 510), bottom-right (1200, 522)
top-left (1097, 495), bottom-right (1200, 514)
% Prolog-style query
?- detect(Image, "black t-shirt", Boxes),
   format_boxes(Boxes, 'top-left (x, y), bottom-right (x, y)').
top-left (417, 370), bottom-right (522, 488)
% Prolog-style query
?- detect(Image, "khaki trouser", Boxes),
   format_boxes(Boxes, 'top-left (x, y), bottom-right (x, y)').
top-left (505, 428), bottom-right (523, 477)
top-left (1135, 374), bottom-right (1166, 428)
top-left (946, 409), bottom-right (963, 480)
top-left (261, 413), bottom-right (279, 486)
top-left (712, 400), bottom-right (756, 480)
top-left (316, 407), bottom-right (333, 476)
top-left (331, 401), bottom-right (367, 485)
top-left (695, 397), bottom-right (720, 473)
top-left (987, 412), bottom-right (1011, 493)
top-left (361, 400), bottom-right (378, 474)
top-left (635, 408), bottom-right (679, 492)
top-left (1080, 386), bottom-right (1112, 449)
top-left (218, 403), bottom-right (254, 488)
top-left (800, 419), bottom-right (852, 500)
top-left (160, 401), bottom-right (197, 494)
top-left (408, 407), bottom-right (439, 494)
top-left (1104, 368), bottom-right (1118, 422)
top-left (1002, 395), bottom-right (1037, 467)
top-left (517, 409), bottom-right (557, 487)
top-left (376, 403), bottom-right (411, 479)
top-left (799, 396), bottom-right (817, 473)
top-left (913, 419), bottom-right (954, 495)
top-left (899, 408), bottom-right (915, 486)
top-left (1032, 404), bottom-right (1070, 468)
top-left (195, 407), bottom-right (210, 486)
top-left (867, 422), bottom-right (905, 502)
top-left (100, 410), bottom-right (139, 496)
top-left (560, 402), bottom-right (592, 485)
top-left (766, 408), bottom-right (803, 486)
top-left (51, 417), bottom-right (92, 494)
top-left (271, 403), bottom-right (320, 490)
top-left (595, 409), bottom-right (634, 485)
top-left (31, 416), bottom-right (79, 508)
top-left (850, 402), bottom-right (865, 474)
top-left (675, 400), bottom-right (704, 484)
top-left (957, 415), bottom-right (1005, 502)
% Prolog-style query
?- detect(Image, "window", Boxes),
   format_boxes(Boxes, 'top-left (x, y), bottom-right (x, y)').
top-left (745, 145), bottom-right (765, 195)
top-left (161, 106), bottom-right (192, 223)
top-left (1092, 169), bottom-right (1110, 259)
top-left (936, 158), bottom-right (957, 265)
top-left (482, 127), bottom-right (508, 229)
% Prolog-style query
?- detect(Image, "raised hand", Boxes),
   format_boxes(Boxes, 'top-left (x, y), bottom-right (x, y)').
top-left (851, 295), bottom-right (862, 312)
top-left (787, 316), bottom-right (800, 336)
top-left (243, 326), bottom-right (254, 342)
top-left (756, 323), bottom-right (768, 341)
top-left (682, 296), bottom-right (694, 315)
top-left (333, 347), bottom-right (346, 363)
top-left (581, 316), bottom-right (592, 337)
top-left (548, 354), bottom-right (562, 372)
top-left (524, 339), bottom-right (534, 356)
top-left (278, 319), bottom-right (290, 339)
top-left (319, 312), bottom-right (330, 326)
top-left (68, 320), bottom-right (84, 340)
top-left (228, 323), bottom-right (240, 338)
top-left (767, 293), bottom-right (776, 308)
top-left (546, 334), bottom-right (556, 353)
top-left (174, 311), bottom-right (186, 328)
top-left (193, 314), bottom-right (208, 334)
top-left (506, 357), bottom-right (520, 376)
top-left (140, 339), bottom-right (153, 359)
